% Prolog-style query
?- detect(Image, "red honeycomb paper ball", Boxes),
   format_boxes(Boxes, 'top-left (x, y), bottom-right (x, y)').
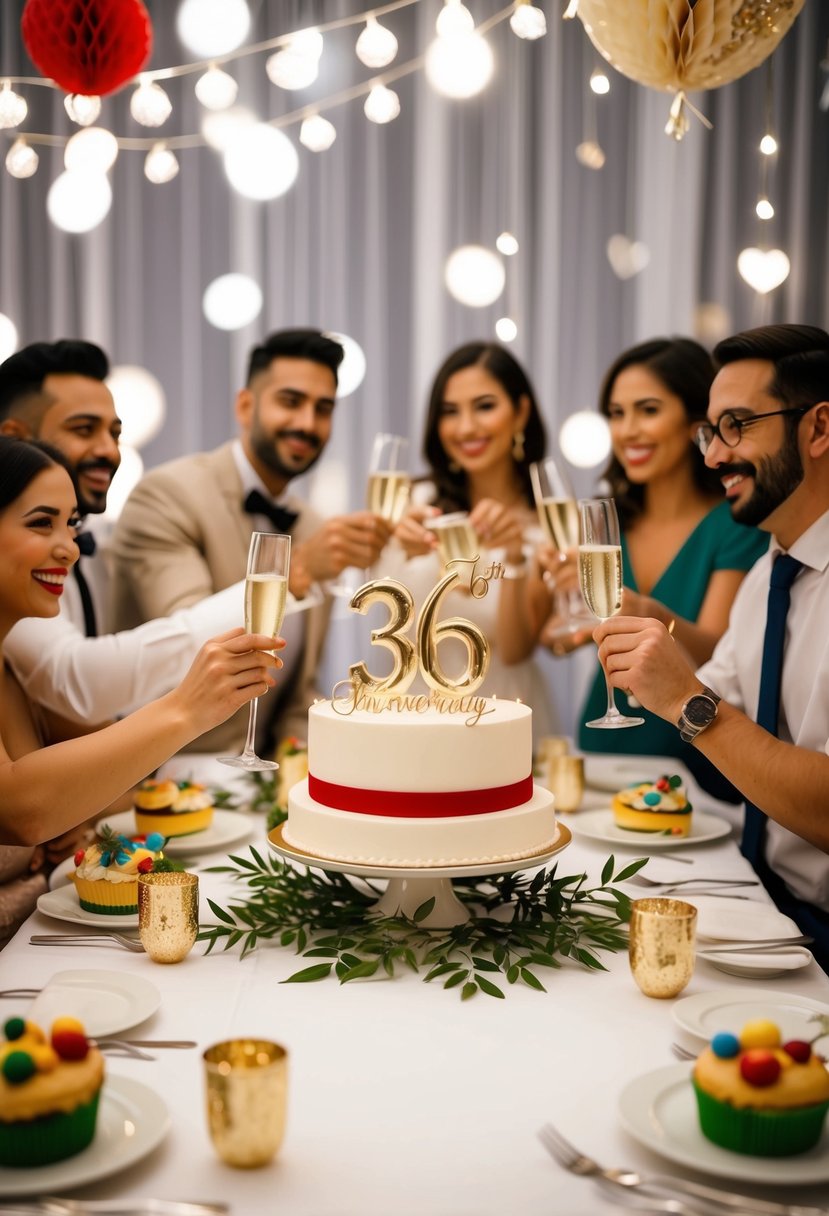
top-left (21, 0), bottom-right (153, 97)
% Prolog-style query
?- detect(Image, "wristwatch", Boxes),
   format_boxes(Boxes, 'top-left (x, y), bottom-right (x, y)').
top-left (677, 686), bottom-right (721, 744)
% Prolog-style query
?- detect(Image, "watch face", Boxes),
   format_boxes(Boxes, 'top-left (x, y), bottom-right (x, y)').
top-left (684, 695), bottom-right (717, 727)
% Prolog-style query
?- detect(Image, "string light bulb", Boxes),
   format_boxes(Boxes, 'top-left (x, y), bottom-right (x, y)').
top-left (495, 317), bottom-right (518, 342)
top-left (5, 138), bottom-right (38, 179)
top-left (756, 197), bottom-right (775, 220)
top-left (266, 30), bottom-right (323, 91)
top-left (436, 0), bottom-right (474, 38)
top-left (589, 68), bottom-right (610, 95)
top-left (176, 0), bottom-right (251, 59)
top-left (299, 114), bottom-right (337, 151)
top-left (64, 94), bottom-right (101, 126)
top-left (355, 15), bottom-right (399, 68)
top-left (195, 66), bottom-right (238, 110)
top-left (130, 80), bottom-right (172, 127)
top-left (509, 2), bottom-right (547, 40)
top-left (47, 170), bottom-right (112, 233)
top-left (64, 126), bottom-right (119, 173)
top-left (364, 83), bottom-right (400, 124)
top-left (0, 82), bottom-right (26, 129)
top-left (425, 32), bottom-right (493, 98)
top-left (144, 142), bottom-right (180, 183)
top-left (496, 232), bottom-right (519, 256)
top-left (759, 133), bottom-right (778, 155)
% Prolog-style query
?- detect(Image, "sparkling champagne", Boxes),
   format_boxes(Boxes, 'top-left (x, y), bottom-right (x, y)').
top-left (579, 545), bottom-right (622, 619)
top-left (537, 496), bottom-right (579, 550)
top-left (245, 573), bottom-right (288, 638)
top-left (433, 515), bottom-right (478, 568)
top-left (367, 470), bottom-right (411, 524)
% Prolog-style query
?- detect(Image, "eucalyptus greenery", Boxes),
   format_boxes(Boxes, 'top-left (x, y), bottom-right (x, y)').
top-left (198, 848), bottom-right (647, 1000)
top-left (211, 773), bottom-right (288, 831)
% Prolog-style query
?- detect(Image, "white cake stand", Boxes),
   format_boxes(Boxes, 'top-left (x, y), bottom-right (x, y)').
top-left (267, 822), bottom-right (572, 928)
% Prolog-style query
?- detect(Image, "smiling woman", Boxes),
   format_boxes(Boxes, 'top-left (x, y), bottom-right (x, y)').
top-left (0, 434), bottom-right (283, 944)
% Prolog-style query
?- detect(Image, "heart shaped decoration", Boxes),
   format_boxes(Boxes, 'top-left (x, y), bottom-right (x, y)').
top-left (737, 248), bottom-right (791, 295)
top-left (21, 0), bottom-right (153, 97)
top-left (606, 235), bottom-right (650, 280)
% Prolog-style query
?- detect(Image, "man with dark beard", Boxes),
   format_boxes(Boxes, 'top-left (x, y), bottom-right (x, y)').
top-left (111, 329), bottom-right (392, 756)
top-left (0, 340), bottom-right (250, 725)
top-left (593, 324), bottom-right (829, 972)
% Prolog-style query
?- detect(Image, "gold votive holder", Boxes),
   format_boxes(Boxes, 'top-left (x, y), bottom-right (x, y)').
top-left (137, 871), bottom-right (199, 964)
top-left (547, 754), bottom-right (585, 813)
top-left (629, 897), bottom-right (697, 999)
top-left (203, 1039), bottom-right (288, 1168)
top-left (537, 735), bottom-right (570, 763)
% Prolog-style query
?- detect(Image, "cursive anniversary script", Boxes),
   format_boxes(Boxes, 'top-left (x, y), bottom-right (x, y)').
top-left (330, 679), bottom-right (493, 726)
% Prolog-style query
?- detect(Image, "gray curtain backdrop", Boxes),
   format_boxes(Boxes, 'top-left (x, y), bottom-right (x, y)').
top-left (1, 0), bottom-right (827, 729)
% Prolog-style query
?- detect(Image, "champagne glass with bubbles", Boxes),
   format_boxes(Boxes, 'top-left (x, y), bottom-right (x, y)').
top-left (220, 531), bottom-right (290, 771)
top-left (530, 458), bottom-right (593, 636)
top-left (578, 498), bottom-right (643, 729)
top-left (367, 433), bottom-right (411, 528)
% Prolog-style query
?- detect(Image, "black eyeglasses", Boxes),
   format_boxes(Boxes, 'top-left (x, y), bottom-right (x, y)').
top-left (693, 405), bottom-right (813, 455)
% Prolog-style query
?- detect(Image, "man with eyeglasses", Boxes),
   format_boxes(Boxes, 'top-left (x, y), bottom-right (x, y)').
top-left (594, 324), bottom-right (829, 972)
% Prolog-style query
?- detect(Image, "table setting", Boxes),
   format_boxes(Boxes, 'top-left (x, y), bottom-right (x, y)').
top-left (2, 752), bottom-right (829, 1216)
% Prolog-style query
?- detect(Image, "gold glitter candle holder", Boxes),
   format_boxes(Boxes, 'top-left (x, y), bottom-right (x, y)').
top-left (547, 754), bottom-right (585, 813)
top-left (629, 897), bottom-right (697, 999)
top-left (203, 1039), bottom-right (288, 1168)
top-left (137, 871), bottom-right (199, 963)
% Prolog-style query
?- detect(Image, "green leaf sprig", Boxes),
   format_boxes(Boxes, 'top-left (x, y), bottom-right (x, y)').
top-left (198, 848), bottom-right (647, 1000)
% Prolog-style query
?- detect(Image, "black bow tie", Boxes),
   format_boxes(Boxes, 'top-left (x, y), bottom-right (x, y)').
top-left (243, 489), bottom-right (298, 535)
top-left (76, 531), bottom-right (97, 556)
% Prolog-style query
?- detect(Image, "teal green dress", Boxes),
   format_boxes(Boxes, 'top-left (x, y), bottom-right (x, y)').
top-left (578, 502), bottom-right (768, 767)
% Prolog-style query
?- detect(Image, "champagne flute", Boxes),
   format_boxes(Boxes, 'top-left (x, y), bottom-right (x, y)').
top-left (219, 531), bottom-right (290, 771)
top-left (366, 432), bottom-right (411, 526)
top-left (530, 458), bottom-right (593, 636)
top-left (578, 498), bottom-right (644, 729)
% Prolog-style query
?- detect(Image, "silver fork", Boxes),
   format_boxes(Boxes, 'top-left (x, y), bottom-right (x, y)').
top-left (537, 1124), bottom-right (827, 1216)
top-left (628, 875), bottom-right (758, 889)
top-left (29, 933), bottom-right (144, 952)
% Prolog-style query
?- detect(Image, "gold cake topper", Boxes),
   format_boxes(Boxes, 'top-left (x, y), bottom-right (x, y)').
top-left (330, 556), bottom-right (503, 722)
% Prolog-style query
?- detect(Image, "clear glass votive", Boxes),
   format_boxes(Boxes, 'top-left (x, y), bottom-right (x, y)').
top-left (629, 897), bottom-right (697, 999)
top-left (137, 871), bottom-right (199, 964)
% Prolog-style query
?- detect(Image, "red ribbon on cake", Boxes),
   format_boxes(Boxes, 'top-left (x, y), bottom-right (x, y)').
top-left (308, 774), bottom-right (534, 817)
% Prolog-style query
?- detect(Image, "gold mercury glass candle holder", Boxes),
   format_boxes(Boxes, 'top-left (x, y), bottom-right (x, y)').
top-left (203, 1039), bottom-right (288, 1168)
top-left (628, 897), bottom-right (697, 999)
top-left (547, 754), bottom-right (585, 813)
top-left (137, 871), bottom-right (199, 964)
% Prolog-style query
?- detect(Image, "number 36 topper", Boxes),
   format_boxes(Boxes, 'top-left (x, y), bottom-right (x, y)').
top-left (347, 562), bottom-right (492, 698)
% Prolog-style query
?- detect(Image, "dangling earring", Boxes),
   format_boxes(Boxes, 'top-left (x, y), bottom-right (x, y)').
top-left (512, 430), bottom-right (525, 462)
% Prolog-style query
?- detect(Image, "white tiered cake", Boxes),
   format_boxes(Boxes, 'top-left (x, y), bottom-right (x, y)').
top-left (284, 698), bottom-right (556, 867)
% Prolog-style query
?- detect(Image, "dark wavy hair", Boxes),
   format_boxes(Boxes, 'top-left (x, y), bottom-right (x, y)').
top-left (0, 435), bottom-right (74, 513)
top-left (597, 337), bottom-right (719, 528)
top-left (0, 340), bottom-right (109, 423)
top-left (246, 329), bottom-right (344, 387)
top-left (422, 343), bottom-right (547, 512)
top-left (714, 324), bottom-right (829, 441)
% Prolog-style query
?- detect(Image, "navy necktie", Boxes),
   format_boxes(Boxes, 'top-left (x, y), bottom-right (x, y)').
top-left (243, 489), bottom-right (298, 535)
top-left (740, 553), bottom-right (804, 868)
top-left (76, 531), bottom-right (96, 556)
top-left (73, 559), bottom-right (98, 637)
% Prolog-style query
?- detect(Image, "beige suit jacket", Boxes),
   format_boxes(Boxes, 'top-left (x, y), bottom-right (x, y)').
top-left (110, 442), bottom-right (332, 754)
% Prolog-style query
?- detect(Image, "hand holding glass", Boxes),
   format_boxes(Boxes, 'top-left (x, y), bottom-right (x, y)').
top-left (220, 531), bottom-right (290, 771)
top-left (578, 498), bottom-right (643, 728)
top-left (530, 459), bottom-right (593, 637)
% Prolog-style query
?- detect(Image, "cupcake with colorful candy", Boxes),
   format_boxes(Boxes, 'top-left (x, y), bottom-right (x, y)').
top-left (71, 825), bottom-right (165, 915)
top-left (611, 774), bottom-right (692, 836)
top-left (692, 1018), bottom-right (829, 1156)
top-left (0, 1016), bottom-right (104, 1166)
top-left (134, 777), bottom-right (214, 838)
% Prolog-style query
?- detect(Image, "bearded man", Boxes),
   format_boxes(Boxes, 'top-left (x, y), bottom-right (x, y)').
top-left (111, 328), bottom-right (391, 755)
top-left (593, 324), bottom-right (829, 973)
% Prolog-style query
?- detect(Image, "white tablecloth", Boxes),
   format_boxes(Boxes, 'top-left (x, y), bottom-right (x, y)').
top-left (2, 773), bottom-right (829, 1215)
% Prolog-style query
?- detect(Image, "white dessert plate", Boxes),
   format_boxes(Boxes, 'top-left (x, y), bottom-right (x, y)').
top-left (37, 883), bottom-right (139, 930)
top-left (567, 808), bottom-right (730, 849)
top-left (618, 1063), bottom-right (829, 1185)
top-left (672, 987), bottom-right (829, 1047)
top-left (26, 969), bottom-right (160, 1038)
top-left (98, 808), bottom-right (255, 856)
top-left (0, 1076), bottom-right (170, 1197)
top-left (584, 754), bottom-right (691, 793)
top-left (49, 854), bottom-right (75, 890)
top-left (268, 821), bottom-right (572, 879)
top-left (691, 895), bottom-right (801, 942)
top-left (699, 946), bottom-right (814, 980)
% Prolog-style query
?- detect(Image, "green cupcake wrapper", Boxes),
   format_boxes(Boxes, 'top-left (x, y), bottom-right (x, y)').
top-left (0, 1090), bottom-right (100, 1167)
top-left (693, 1080), bottom-right (829, 1157)
top-left (77, 897), bottom-right (138, 915)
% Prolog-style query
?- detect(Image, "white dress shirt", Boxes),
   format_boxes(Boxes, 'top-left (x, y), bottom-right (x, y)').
top-left (698, 507), bottom-right (829, 911)
top-left (5, 514), bottom-right (245, 722)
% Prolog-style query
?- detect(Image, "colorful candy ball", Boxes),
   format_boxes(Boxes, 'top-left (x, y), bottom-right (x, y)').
top-left (3, 1016), bottom-right (26, 1042)
top-left (783, 1040), bottom-right (812, 1064)
top-left (2, 1050), bottom-right (36, 1084)
top-left (711, 1031), bottom-right (740, 1059)
top-left (145, 832), bottom-right (165, 851)
top-left (740, 1049), bottom-right (781, 1087)
top-left (740, 1019), bottom-right (781, 1050)
top-left (51, 1017), bottom-right (88, 1061)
